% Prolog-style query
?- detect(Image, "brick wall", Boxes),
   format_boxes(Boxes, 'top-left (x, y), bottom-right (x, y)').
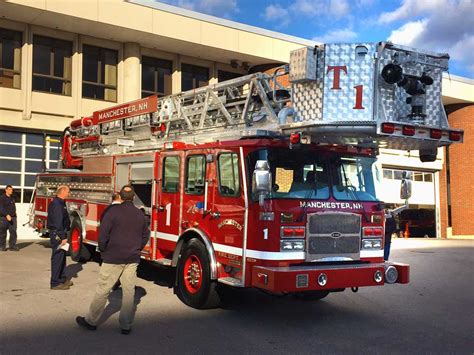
top-left (442, 104), bottom-right (474, 237)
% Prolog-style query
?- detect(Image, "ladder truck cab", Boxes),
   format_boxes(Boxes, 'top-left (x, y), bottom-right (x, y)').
top-left (31, 42), bottom-right (463, 308)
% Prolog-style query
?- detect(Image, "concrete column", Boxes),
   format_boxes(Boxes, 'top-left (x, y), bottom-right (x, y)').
top-left (209, 61), bottom-right (218, 85)
top-left (22, 24), bottom-right (32, 120)
top-left (122, 42), bottom-right (141, 102)
top-left (172, 54), bottom-right (181, 94)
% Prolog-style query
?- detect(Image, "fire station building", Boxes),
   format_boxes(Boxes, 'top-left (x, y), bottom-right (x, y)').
top-left (0, 0), bottom-right (472, 239)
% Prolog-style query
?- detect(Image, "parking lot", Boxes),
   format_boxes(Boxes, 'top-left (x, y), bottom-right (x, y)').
top-left (0, 238), bottom-right (473, 354)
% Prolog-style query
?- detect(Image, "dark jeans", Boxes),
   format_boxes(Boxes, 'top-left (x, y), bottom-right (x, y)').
top-left (384, 232), bottom-right (392, 261)
top-left (50, 232), bottom-right (67, 287)
top-left (0, 217), bottom-right (17, 249)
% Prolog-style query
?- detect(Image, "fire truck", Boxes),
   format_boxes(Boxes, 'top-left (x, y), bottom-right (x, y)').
top-left (30, 42), bottom-right (463, 308)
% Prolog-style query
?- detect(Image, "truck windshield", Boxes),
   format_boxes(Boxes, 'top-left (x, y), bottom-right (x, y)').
top-left (248, 148), bottom-right (378, 202)
top-left (330, 156), bottom-right (378, 201)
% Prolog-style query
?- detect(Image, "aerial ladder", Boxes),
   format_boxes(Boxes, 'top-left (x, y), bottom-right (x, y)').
top-left (61, 41), bottom-right (462, 167)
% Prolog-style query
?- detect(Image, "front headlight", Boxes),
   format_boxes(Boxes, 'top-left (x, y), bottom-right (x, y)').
top-left (362, 238), bottom-right (382, 250)
top-left (280, 239), bottom-right (305, 251)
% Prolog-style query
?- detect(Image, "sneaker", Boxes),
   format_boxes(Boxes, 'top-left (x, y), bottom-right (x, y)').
top-left (9, 247), bottom-right (19, 251)
top-left (121, 328), bottom-right (131, 335)
top-left (65, 279), bottom-right (74, 287)
top-left (76, 316), bottom-right (97, 331)
top-left (51, 283), bottom-right (70, 290)
top-left (1, 247), bottom-right (7, 252)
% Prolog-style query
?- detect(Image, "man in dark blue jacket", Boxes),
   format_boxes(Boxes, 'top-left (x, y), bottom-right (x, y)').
top-left (0, 185), bottom-right (18, 251)
top-left (76, 185), bottom-right (149, 335)
top-left (47, 185), bottom-right (71, 290)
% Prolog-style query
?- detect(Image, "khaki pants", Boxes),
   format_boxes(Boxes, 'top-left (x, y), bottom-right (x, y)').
top-left (86, 262), bottom-right (138, 330)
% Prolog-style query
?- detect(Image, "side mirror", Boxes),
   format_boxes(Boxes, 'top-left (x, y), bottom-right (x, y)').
top-left (252, 160), bottom-right (272, 206)
top-left (400, 171), bottom-right (412, 200)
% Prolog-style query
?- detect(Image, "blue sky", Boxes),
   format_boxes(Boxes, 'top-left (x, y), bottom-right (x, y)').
top-left (158, 0), bottom-right (474, 78)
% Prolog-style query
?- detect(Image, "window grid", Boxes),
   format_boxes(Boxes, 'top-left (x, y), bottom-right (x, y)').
top-left (0, 27), bottom-right (22, 89)
top-left (0, 131), bottom-right (59, 202)
top-left (32, 35), bottom-right (72, 96)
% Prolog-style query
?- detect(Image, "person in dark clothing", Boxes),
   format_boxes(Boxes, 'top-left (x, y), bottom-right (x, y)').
top-left (47, 185), bottom-right (72, 290)
top-left (76, 185), bottom-right (149, 335)
top-left (384, 208), bottom-right (398, 261)
top-left (100, 192), bottom-right (122, 222)
top-left (0, 185), bottom-right (18, 251)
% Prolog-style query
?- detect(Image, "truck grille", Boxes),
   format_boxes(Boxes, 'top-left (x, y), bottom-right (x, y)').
top-left (306, 212), bottom-right (361, 261)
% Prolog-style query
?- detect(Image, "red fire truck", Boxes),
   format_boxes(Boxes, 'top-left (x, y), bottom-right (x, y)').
top-left (30, 42), bottom-right (463, 308)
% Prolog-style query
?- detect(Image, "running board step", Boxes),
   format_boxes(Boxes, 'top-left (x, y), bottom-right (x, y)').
top-left (218, 277), bottom-right (243, 287)
top-left (154, 258), bottom-right (172, 266)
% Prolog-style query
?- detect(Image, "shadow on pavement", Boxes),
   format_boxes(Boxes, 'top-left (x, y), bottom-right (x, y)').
top-left (37, 240), bottom-right (51, 248)
top-left (14, 241), bottom-right (34, 250)
top-left (65, 262), bottom-right (84, 280)
top-left (137, 261), bottom-right (174, 288)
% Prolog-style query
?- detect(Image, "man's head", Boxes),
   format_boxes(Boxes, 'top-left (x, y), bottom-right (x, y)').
top-left (119, 185), bottom-right (135, 202)
top-left (56, 185), bottom-right (70, 200)
top-left (111, 192), bottom-right (122, 203)
top-left (5, 185), bottom-right (13, 197)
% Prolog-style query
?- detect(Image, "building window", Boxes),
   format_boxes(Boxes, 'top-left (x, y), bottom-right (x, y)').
top-left (0, 130), bottom-right (60, 203)
top-left (32, 35), bottom-right (72, 95)
top-left (218, 70), bottom-right (241, 83)
top-left (0, 28), bottom-right (22, 89)
top-left (181, 63), bottom-right (209, 91)
top-left (383, 168), bottom-right (434, 182)
top-left (82, 44), bottom-right (117, 102)
top-left (142, 56), bottom-right (172, 98)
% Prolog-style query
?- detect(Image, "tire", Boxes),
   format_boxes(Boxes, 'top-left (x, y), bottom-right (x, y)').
top-left (175, 238), bottom-right (221, 309)
top-left (294, 290), bottom-right (330, 301)
top-left (68, 218), bottom-right (91, 262)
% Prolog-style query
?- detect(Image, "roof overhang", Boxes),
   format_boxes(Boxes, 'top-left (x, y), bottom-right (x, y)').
top-left (0, 0), bottom-right (314, 66)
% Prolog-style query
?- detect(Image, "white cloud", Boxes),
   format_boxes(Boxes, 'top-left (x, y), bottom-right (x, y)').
top-left (289, 0), bottom-right (323, 16)
top-left (313, 28), bottom-right (358, 43)
top-left (159, 0), bottom-right (238, 18)
top-left (378, 0), bottom-right (445, 24)
top-left (264, 0), bottom-right (352, 26)
top-left (386, 1), bottom-right (474, 76)
top-left (329, 0), bottom-right (350, 18)
top-left (263, 4), bottom-right (290, 26)
top-left (387, 20), bottom-right (427, 44)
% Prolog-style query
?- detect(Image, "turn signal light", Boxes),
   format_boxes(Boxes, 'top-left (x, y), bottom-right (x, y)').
top-left (402, 125), bottom-right (415, 136)
top-left (281, 227), bottom-right (305, 238)
top-left (430, 129), bottom-right (442, 139)
top-left (290, 133), bottom-right (301, 145)
top-left (381, 123), bottom-right (395, 134)
top-left (363, 227), bottom-right (383, 237)
top-left (449, 131), bottom-right (462, 141)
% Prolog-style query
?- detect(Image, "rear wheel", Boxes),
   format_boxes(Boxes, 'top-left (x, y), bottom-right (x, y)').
top-left (68, 218), bottom-right (91, 262)
top-left (175, 238), bottom-right (220, 309)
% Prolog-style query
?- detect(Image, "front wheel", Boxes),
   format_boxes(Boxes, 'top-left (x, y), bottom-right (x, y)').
top-left (68, 218), bottom-right (91, 262)
top-left (175, 238), bottom-right (220, 309)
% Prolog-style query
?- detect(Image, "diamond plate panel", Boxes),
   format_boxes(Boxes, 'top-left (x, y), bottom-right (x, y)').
top-left (322, 43), bottom-right (376, 122)
top-left (292, 46), bottom-right (324, 122)
top-left (289, 47), bottom-right (317, 83)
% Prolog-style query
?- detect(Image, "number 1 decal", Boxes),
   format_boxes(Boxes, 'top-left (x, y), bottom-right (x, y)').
top-left (165, 203), bottom-right (171, 226)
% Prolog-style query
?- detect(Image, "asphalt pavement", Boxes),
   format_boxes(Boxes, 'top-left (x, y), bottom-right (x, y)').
top-left (0, 238), bottom-right (473, 354)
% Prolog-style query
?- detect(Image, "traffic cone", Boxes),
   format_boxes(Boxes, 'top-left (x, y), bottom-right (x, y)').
top-left (404, 223), bottom-right (409, 239)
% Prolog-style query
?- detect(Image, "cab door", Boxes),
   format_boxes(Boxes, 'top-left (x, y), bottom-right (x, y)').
top-left (208, 150), bottom-right (246, 281)
top-left (155, 151), bottom-right (184, 258)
